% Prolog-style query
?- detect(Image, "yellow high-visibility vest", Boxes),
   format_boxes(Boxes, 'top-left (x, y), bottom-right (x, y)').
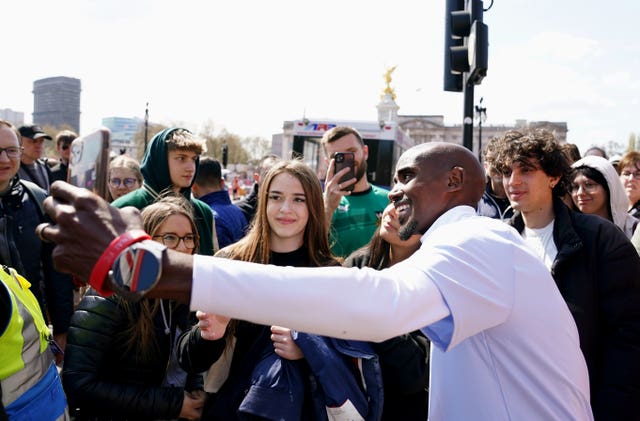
top-left (0, 266), bottom-right (52, 407)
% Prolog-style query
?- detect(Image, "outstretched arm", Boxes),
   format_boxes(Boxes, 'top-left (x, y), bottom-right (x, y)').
top-left (39, 181), bottom-right (450, 343)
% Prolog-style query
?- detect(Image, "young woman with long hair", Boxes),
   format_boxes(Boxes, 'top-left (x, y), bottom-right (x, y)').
top-left (62, 196), bottom-right (205, 420)
top-left (178, 159), bottom-right (383, 420)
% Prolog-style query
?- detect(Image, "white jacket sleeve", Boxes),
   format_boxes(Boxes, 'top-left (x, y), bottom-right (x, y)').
top-left (191, 254), bottom-right (449, 342)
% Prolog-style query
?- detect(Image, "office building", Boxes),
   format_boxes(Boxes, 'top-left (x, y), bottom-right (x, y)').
top-left (33, 76), bottom-right (81, 132)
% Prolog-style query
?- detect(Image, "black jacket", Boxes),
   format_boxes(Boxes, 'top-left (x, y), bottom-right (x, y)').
top-left (236, 182), bottom-right (258, 224)
top-left (509, 198), bottom-right (640, 419)
top-left (344, 248), bottom-right (429, 421)
top-left (63, 291), bottom-right (199, 420)
top-left (49, 160), bottom-right (69, 183)
top-left (0, 177), bottom-right (73, 334)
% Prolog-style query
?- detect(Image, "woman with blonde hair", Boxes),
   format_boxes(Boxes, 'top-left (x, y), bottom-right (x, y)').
top-left (107, 155), bottom-right (142, 201)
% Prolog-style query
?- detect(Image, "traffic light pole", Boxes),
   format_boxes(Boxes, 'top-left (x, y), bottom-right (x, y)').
top-left (463, 77), bottom-right (474, 151)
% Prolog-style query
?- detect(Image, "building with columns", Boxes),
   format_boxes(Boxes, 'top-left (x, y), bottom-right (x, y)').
top-left (275, 68), bottom-right (568, 177)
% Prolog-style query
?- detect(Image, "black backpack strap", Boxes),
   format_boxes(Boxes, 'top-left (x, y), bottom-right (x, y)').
top-left (19, 179), bottom-right (47, 218)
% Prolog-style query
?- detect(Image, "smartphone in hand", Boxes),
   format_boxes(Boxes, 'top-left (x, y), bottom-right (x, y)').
top-left (68, 128), bottom-right (111, 200)
top-left (334, 152), bottom-right (355, 192)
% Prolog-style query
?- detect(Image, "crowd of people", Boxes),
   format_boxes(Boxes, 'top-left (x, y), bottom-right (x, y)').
top-left (2, 119), bottom-right (640, 420)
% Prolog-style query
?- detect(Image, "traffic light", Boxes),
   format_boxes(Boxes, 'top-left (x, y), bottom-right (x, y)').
top-left (445, 0), bottom-right (488, 87)
top-left (444, 0), bottom-right (464, 92)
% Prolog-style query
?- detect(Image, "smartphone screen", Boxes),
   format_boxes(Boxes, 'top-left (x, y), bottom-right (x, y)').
top-left (334, 152), bottom-right (355, 192)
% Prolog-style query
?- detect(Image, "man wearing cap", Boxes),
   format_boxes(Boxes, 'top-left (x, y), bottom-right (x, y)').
top-left (18, 124), bottom-right (53, 192)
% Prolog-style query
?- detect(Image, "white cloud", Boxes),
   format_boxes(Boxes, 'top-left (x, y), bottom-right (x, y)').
top-left (527, 32), bottom-right (601, 62)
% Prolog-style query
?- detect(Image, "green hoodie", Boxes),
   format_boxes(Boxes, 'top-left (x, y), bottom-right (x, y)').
top-left (112, 128), bottom-right (215, 255)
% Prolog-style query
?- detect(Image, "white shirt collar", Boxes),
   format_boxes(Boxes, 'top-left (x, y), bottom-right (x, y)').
top-left (420, 205), bottom-right (477, 243)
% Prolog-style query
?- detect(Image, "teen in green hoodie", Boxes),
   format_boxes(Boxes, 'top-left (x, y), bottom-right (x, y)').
top-left (111, 127), bottom-right (215, 255)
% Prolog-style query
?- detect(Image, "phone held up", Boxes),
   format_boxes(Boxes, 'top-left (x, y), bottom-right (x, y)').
top-left (334, 152), bottom-right (355, 192)
top-left (68, 127), bottom-right (111, 200)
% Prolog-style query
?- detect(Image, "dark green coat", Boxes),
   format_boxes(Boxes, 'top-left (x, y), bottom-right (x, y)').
top-left (112, 128), bottom-right (215, 255)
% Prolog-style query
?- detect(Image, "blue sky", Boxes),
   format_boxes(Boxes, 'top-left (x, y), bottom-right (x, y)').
top-left (3, 0), bottom-right (639, 155)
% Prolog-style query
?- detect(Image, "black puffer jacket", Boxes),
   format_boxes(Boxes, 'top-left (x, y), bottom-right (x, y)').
top-left (509, 197), bottom-right (640, 420)
top-left (0, 176), bottom-right (73, 334)
top-left (344, 248), bottom-right (429, 421)
top-left (62, 291), bottom-right (198, 420)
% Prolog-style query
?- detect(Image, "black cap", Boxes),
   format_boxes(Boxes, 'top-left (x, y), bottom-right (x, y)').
top-left (18, 125), bottom-right (52, 140)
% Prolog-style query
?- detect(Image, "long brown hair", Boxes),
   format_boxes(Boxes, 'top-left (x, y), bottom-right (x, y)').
top-left (216, 160), bottom-right (338, 346)
top-left (118, 195), bottom-right (199, 359)
top-left (219, 159), bottom-right (336, 267)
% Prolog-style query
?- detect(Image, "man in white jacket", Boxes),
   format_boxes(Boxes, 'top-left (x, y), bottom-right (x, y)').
top-left (39, 142), bottom-right (593, 420)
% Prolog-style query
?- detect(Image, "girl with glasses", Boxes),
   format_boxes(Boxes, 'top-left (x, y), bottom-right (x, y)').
top-left (62, 196), bottom-right (205, 420)
top-left (571, 155), bottom-right (638, 239)
top-left (107, 155), bottom-right (142, 201)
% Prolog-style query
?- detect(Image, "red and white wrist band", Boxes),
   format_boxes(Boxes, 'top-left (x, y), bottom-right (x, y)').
top-left (89, 230), bottom-right (166, 300)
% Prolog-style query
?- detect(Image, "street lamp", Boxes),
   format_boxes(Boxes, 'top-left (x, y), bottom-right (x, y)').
top-left (475, 97), bottom-right (487, 161)
top-left (144, 102), bottom-right (149, 152)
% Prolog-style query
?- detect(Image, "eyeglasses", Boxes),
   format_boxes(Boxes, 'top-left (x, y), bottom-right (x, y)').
top-left (61, 143), bottom-right (72, 151)
top-left (621, 170), bottom-right (640, 181)
top-left (570, 181), bottom-right (601, 194)
top-left (0, 146), bottom-right (23, 159)
top-left (152, 233), bottom-right (196, 249)
top-left (109, 177), bottom-right (139, 188)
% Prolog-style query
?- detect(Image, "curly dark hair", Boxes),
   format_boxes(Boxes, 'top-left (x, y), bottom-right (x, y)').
top-left (492, 128), bottom-right (570, 197)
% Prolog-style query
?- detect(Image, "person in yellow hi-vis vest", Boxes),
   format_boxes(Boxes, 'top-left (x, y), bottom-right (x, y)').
top-left (0, 265), bottom-right (69, 420)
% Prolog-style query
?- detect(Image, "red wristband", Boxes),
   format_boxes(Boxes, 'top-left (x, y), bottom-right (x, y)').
top-left (89, 230), bottom-right (151, 297)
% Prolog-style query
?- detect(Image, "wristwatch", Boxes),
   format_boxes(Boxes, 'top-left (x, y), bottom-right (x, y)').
top-left (109, 240), bottom-right (167, 301)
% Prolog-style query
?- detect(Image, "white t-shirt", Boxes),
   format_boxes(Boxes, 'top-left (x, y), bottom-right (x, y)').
top-left (191, 206), bottom-right (592, 420)
top-left (522, 219), bottom-right (557, 270)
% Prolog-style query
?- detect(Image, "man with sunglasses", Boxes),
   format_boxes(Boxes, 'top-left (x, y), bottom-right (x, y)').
top-left (17, 124), bottom-right (53, 193)
top-left (50, 130), bottom-right (78, 184)
top-left (0, 120), bottom-right (74, 365)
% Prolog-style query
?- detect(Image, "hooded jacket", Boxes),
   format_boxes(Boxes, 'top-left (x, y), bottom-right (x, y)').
top-left (572, 155), bottom-right (638, 238)
top-left (111, 128), bottom-right (215, 255)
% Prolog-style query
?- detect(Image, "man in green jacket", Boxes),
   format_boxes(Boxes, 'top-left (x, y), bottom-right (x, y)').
top-left (112, 128), bottom-right (216, 255)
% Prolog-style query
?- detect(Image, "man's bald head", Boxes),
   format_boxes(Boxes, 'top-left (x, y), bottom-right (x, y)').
top-left (391, 142), bottom-right (486, 238)
top-left (401, 142), bottom-right (485, 203)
